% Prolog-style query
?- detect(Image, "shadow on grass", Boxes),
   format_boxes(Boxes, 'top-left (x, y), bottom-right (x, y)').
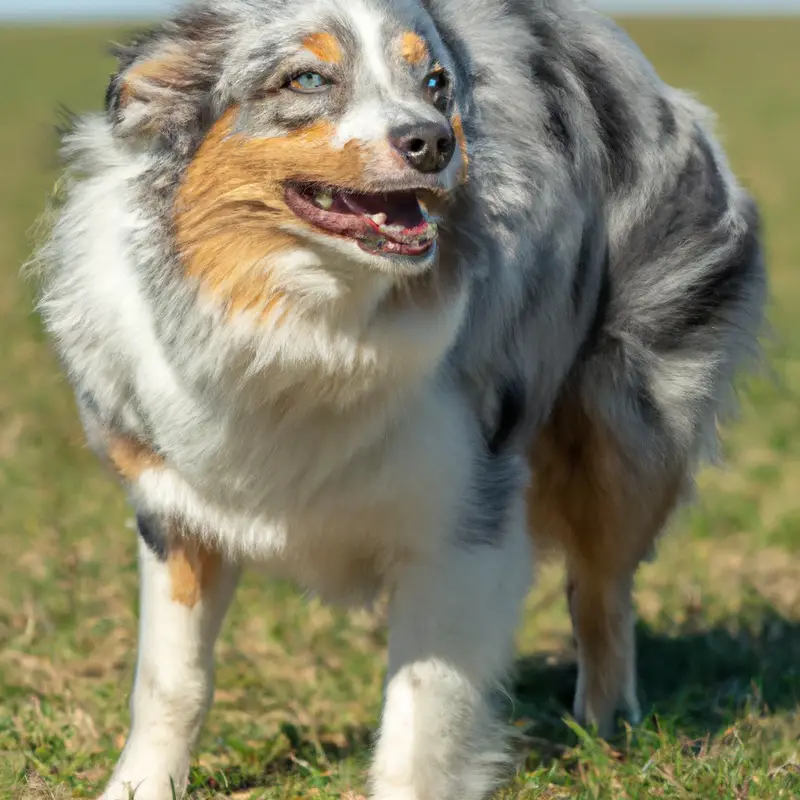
top-left (189, 603), bottom-right (800, 791)
top-left (187, 722), bottom-right (373, 795)
top-left (513, 602), bottom-right (800, 753)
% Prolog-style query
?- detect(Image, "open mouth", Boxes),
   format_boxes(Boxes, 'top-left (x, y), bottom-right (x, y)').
top-left (284, 183), bottom-right (438, 257)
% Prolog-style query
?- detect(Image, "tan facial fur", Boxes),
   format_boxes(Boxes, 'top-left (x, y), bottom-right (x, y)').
top-left (302, 32), bottom-right (343, 64)
top-left (399, 32), bottom-right (428, 66)
top-left (452, 113), bottom-right (469, 184)
top-left (173, 108), bottom-right (372, 318)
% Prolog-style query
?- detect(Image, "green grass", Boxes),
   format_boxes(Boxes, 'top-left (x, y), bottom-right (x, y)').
top-left (1, 17), bottom-right (799, 800)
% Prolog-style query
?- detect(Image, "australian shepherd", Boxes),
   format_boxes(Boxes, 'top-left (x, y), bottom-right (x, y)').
top-left (34, 0), bottom-right (766, 797)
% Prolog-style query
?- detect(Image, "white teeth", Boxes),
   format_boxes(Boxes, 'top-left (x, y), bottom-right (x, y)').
top-left (314, 192), bottom-right (333, 210)
top-left (369, 213), bottom-right (388, 225)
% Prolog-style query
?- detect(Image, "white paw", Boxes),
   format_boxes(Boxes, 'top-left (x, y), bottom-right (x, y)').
top-left (101, 741), bottom-right (190, 800)
top-left (101, 773), bottom-right (184, 800)
top-left (370, 788), bottom-right (419, 800)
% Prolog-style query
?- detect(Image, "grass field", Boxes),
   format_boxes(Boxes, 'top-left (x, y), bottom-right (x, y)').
top-left (1, 17), bottom-right (799, 800)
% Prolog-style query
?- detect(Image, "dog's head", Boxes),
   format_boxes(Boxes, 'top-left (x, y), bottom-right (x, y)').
top-left (105, 0), bottom-right (470, 315)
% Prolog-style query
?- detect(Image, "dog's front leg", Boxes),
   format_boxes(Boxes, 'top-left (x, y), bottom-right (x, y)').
top-left (102, 520), bottom-right (240, 800)
top-left (370, 505), bottom-right (532, 800)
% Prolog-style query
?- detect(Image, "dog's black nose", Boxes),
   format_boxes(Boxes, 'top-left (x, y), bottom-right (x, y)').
top-left (390, 122), bottom-right (455, 173)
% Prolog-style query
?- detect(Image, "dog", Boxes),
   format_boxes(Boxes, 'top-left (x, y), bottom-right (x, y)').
top-left (33, 0), bottom-right (767, 797)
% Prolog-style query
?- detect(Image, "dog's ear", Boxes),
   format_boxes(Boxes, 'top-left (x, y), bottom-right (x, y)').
top-left (105, 10), bottom-right (228, 153)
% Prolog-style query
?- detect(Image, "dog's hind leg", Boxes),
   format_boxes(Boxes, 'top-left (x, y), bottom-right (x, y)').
top-left (566, 560), bottom-right (639, 733)
top-left (527, 130), bottom-right (764, 736)
top-left (529, 390), bottom-right (687, 737)
top-left (101, 517), bottom-right (240, 800)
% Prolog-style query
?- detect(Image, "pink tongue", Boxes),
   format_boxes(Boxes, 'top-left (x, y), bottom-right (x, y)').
top-left (342, 192), bottom-right (425, 230)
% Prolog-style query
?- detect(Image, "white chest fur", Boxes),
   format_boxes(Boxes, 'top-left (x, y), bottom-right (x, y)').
top-left (132, 372), bottom-right (477, 604)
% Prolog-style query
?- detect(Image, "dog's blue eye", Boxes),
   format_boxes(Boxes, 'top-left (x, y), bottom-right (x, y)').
top-left (426, 72), bottom-right (448, 92)
top-left (289, 71), bottom-right (330, 92)
top-left (424, 70), bottom-right (450, 110)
